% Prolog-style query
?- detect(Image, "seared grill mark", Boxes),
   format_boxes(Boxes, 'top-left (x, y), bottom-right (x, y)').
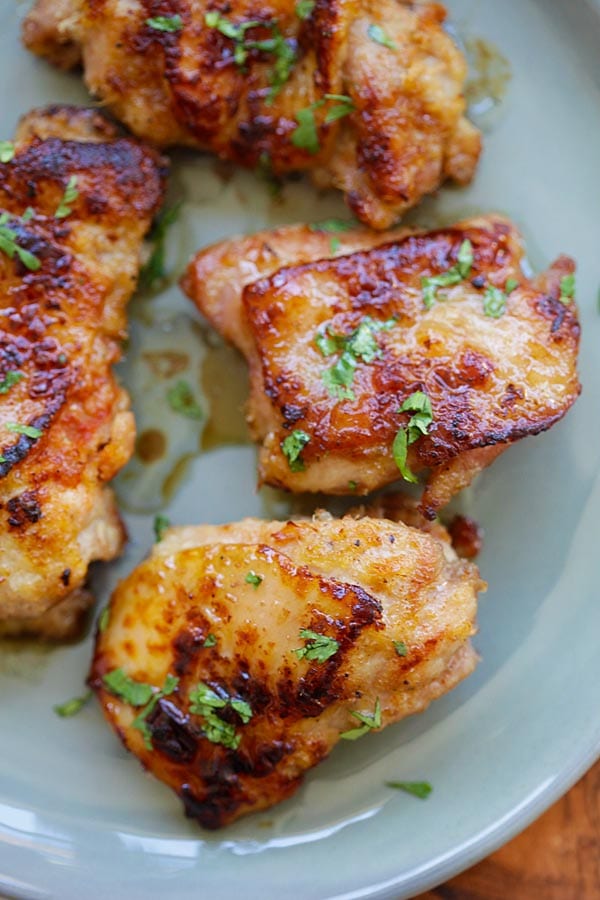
top-left (6, 490), bottom-right (42, 528)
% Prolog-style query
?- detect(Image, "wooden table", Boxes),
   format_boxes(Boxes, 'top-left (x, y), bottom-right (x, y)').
top-left (416, 758), bottom-right (600, 900)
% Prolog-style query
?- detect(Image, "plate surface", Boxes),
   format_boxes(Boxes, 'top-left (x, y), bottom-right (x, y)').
top-left (1, 2), bottom-right (600, 898)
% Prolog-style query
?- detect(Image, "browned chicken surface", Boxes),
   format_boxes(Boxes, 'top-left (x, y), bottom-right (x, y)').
top-left (23, 0), bottom-right (481, 229)
top-left (90, 508), bottom-right (483, 828)
top-left (0, 106), bottom-right (166, 637)
top-left (183, 215), bottom-right (581, 517)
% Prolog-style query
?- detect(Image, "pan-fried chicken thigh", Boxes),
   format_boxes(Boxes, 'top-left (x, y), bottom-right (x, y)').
top-left (0, 106), bottom-right (166, 636)
top-left (23, 0), bottom-right (480, 229)
top-left (183, 216), bottom-right (580, 517)
top-left (90, 510), bottom-right (483, 828)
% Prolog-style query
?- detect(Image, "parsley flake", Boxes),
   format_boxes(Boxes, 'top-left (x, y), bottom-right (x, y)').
top-left (204, 12), bottom-right (263, 66)
top-left (294, 628), bottom-right (339, 663)
top-left (132, 674), bottom-right (179, 749)
top-left (318, 316), bottom-right (395, 400)
top-left (0, 142), bottom-right (15, 163)
top-left (281, 429), bottom-right (310, 471)
top-left (340, 697), bottom-right (381, 740)
top-left (309, 218), bottom-right (355, 234)
top-left (203, 633), bottom-right (217, 648)
top-left (244, 26), bottom-right (297, 103)
top-left (296, 0), bottom-right (315, 18)
top-left (245, 571), bottom-right (263, 588)
top-left (0, 370), bottom-right (24, 394)
top-left (53, 691), bottom-right (92, 718)
top-left (55, 175), bottom-right (79, 219)
top-left (167, 380), bottom-right (203, 420)
top-left (483, 284), bottom-right (507, 318)
top-left (140, 202), bottom-right (181, 291)
top-left (386, 780), bottom-right (432, 799)
top-left (392, 391), bottom-right (433, 483)
top-left (97, 605), bottom-right (110, 633)
top-left (146, 15), bottom-right (183, 32)
top-left (291, 94), bottom-right (356, 154)
top-left (189, 682), bottom-right (253, 750)
top-left (367, 24), bottom-right (397, 50)
top-left (153, 514), bottom-right (171, 542)
top-left (102, 669), bottom-right (154, 706)
top-left (0, 213), bottom-right (41, 271)
top-left (393, 640), bottom-right (408, 657)
top-left (22, 207), bottom-right (35, 222)
top-left (559, 273), bottom-right (575, 304)
top-left (421, 239), bottom-right (473, 309)
top-left (5, 422), bottom-right (42, 439)
top-left (505, 278), bottom-right (519, 294)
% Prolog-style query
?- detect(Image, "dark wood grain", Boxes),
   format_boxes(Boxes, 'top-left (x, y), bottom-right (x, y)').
top-left (417, 759), bottom-right (600, 900)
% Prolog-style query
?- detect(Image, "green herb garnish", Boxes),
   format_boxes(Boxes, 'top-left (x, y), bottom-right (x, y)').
top-left (53, 691), bottom-right (92, 718)
top-left (132, 674), bottom-right (179, 749)
top-left (0, 371), bottom-right (23, 394)
top-left (0, 213), bottom-right (41, 271)
top-left (318, 316), bottom-right (396, 400)
top-left (309, 218), bottom-right (355, 235)
top-left (0, 142), bottom-right (15, 163)
top-left (244, 26), bottom-right (297, 103)
top-left (245, 571), bottom-right (263, 588)
top-left (189, 681), bottom-right (253, 750)
top-left (140, 202), bottom-right (181, 290)
top-left (291, 94), bottom-right (356, 154)
top-left (203, 633), bottom-right (217, 648)
top-left (559, 273), bottom-right (575, 304)
top-left (153, 513), bottom-right (171, 542)
top-left (505, 278), bottom-right (519, 294)
top-left (281, 429), bottom-right (310, 472)
top-left (55, 175), bottom-right (79, 219)
top-left (483, 284), bottom-right (506, 318)
top-left (296, 0), bottom-right (315, 18)
top-left (5, 422), bottom-right (43, 439)
top-left (97, 605), bottom-right (110, 633)
top-left (386, 780), bottom-right (432, 799)
top-left (392, 391), bottom-right (433, 483)
top-left (294, 628), bottom-right (339, 663)
top-left (367, 24), bottom-right (397, 50)
top-left (393, 640), bottom-right (408, 657)
top-left (421, 239), bottom-right (473, 309)
top-left (167, 379), bottom-right (203, 420)
top-left (146, 15), bottom-right (183, 32)
top-left (102, 669), bottom-right (154, 706)
top-left (340, 697), bottom-right (381, 740)
top-left (22, 207), bottom-right (35, 222)
top-left (204, 12), bottom-right (263, 65)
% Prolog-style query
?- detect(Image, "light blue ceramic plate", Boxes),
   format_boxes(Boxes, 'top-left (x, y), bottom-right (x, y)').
top-left (1, 1), bottom-right (600, 898)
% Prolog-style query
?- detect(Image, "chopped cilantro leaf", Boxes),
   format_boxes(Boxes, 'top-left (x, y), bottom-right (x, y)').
top-left (292, 94), bottom-right (355, 153)
top-left (296, 0), bottom-right (315, 18)
top-left (322, 352), bottom-right (357, 400)
top-left (392, 391), bottom-right (433, 483)
top-left (367, 24), bottom-right (397, 50)
top-left (5, 422), bottom-right (42, 439)
top-left (340, 697), bottom-right (381, 740)
top-left (505, 278), bottom-right (519, 294)
top-left (53, 691), bottom-right (92, 718)
top-left (0, 142), bottom-right (15, 164)
top-left (483, 284), bottom-right (506, 318)
top-left (309, 218), bottom-right (355, 234)
top-left (97, 605), bottom-right (110, 633)
top-left (330, 236), bottom-right (341, 253)
top-left (456, 239), bottom-right (474, 277)
top-left (323, 93), bottom-right (356, 123)
top-left (0, 213), bottom-right (41, 271)
top-left (421, 239), bottom-right (473, 308)
top-left (348, 480), bottom-right (358, 490)
top-left (146, 15), bottom-right (183, 32)
top-left (0, 370), bottom-right (24, 394)
top-left (245, 571), bottom-right (263, 588)
top-left (393, 640), bottom-right (408, 657)
top-left (55, 175), bottom-right (79, 219)
top-left (281, 429), bottom-right (310, 471)
top-left (140, 202), bottom-right (182, 291)
top-left (386, 780), bottom-right (432, 799)
top-left (294, 628), bottom-right (339, 663)
top-left (203, 633), bottom-right (217, 648)
top-left (153, 514), bottom-right (171, 542)
top-left (314, 327), bottom-right (344, 357)
top-left (189, 681), bottom-right (253, 750)
top-left (244, 26), bottom-right (297, 103)
top-left (102, 669), bottom-right (154, 706)
top-left (320, 316), bottom-right (395, 400)
top-left (559, 273), bottom-right (575, 304)
top-left (167, 379), bottom-right (203, 420)
top-left (131, 673), bottom-right (179, 749)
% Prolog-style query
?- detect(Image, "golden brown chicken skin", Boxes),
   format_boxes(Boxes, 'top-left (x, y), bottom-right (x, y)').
top-left (23, 0), bottom-right (480, 229)
top-left (0, 106), bottom-right (166, 636)
top-left (183, 216), bottom-right (580, 517)
top-left (90, 510), bottom-right (483, 828)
